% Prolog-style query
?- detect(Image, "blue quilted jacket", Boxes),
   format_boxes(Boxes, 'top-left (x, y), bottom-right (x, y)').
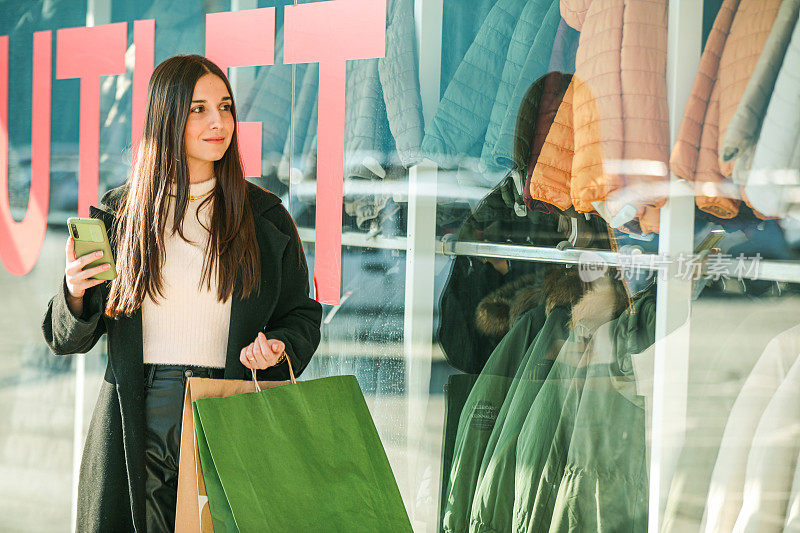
top-left (483, 0), bottom-right (561, 172)
top-left (422, 0), bottom-right (529, 169)
top-left (422, 0), bottom-right (561, 182)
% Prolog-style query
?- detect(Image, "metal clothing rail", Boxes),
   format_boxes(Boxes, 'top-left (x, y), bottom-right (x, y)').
top-left (295, 227), bottom-right (800, 283)
top-left (440, 239), bottom-right (635, 267)
top-left (439, 241), bottom-right (800, 284)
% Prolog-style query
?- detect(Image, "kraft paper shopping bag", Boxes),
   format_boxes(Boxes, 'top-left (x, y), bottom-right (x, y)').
top-left (175, 376), bottom-right (288, 533)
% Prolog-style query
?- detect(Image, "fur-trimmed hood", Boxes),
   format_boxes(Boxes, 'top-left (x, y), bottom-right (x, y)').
top-left (475, 272), bottom-right (542, 338)
top-left (475, 267), bottom-right (627, 338)
top-left (475, 266), bottom-right (587, 338)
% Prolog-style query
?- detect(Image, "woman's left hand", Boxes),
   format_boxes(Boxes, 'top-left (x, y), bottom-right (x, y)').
top-left (240, 332), bottom-right (286, 370)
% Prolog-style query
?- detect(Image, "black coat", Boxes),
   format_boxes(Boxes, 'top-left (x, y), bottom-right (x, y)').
top-left (42, 181), bottom-right (322, 532)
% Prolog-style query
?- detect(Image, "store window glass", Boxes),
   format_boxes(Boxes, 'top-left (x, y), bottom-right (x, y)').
top-left (431, 1), bottom-right (800, 533)
top-left (4, 0), bottom-right (800, 531)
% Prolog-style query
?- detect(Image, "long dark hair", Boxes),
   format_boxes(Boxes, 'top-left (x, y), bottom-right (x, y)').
top-left (105, 55), bottom-right (260, 318)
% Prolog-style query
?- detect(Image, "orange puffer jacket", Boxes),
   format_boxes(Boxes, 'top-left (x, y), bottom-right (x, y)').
top-left (670, 0), bottom-right (781, 219)
top-left (529, 77), bottom-right (575, 212)
top-left (529, 0), bottom-right (669, 235)
top-left (524, 71), bottom-right (573, 213)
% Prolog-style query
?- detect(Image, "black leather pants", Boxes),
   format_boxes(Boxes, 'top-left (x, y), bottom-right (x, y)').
top-left (143, 364), bottom-right (224, 533)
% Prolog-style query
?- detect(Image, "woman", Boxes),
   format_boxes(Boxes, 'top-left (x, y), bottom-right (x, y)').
top-left (42, 55), bottom-right (322, 532)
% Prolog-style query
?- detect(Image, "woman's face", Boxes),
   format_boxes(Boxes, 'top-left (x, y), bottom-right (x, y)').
top-left (184, 73), bottom-right (234, 178)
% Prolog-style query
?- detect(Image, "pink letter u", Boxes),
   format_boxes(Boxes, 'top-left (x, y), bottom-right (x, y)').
top-left (0, 31), bottom-right (51, 276)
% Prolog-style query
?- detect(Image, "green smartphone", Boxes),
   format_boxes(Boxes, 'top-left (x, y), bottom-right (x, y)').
top-left (67, 217), bottom-right (117, 281)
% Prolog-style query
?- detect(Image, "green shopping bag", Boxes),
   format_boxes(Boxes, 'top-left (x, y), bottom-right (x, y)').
top-left (192, 366), bottom-right (412, 532)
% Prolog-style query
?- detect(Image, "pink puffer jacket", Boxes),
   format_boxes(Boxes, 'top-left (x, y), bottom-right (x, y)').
top-left (670, 0), bottom-right (781, 219)
top-left (529, 0), bottom-right (669, 234)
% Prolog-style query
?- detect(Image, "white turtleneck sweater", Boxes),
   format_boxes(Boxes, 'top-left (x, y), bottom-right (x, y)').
top-left (142, 177), bottom-right (231, 367)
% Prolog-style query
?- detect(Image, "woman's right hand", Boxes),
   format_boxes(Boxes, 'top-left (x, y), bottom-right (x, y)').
top-left (65, 236), bottom-right (110, 300)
